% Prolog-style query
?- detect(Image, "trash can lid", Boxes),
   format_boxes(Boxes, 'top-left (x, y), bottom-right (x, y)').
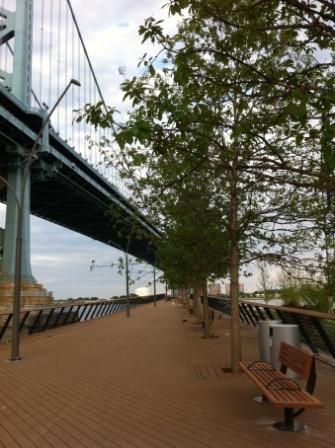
top-left (271, 323), bottom-right (298, 327)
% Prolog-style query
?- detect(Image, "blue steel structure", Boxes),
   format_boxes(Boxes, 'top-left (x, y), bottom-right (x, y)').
top-left (0, 0), bottom-right (159, 304)
top-left (0, 85), bottom-right (159, 262)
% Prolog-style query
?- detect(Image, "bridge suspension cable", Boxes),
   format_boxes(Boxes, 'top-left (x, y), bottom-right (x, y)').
top-left (65, 0), bottom-right (108, 114)
top-left (0, 0), bottom-right (126, 194)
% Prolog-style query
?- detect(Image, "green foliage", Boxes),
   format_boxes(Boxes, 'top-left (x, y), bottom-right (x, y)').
top-left (280, 287), bottom-right (303, 309)
top-left (75, 101), bottom-right (116, 129)
top-left (299, 284), bottom-right (334, 313)
top-left (80, 0), bottom-right (335, 363)
top-left (281, 283), bottom-right (334, 313)
top-left (278, 269), bottom-right (334, 312)
top-left (157, 183), bottom-right (229, 288)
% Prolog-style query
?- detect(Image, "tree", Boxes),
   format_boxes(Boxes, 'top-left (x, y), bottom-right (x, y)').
top-left (80, 0), bottom-right (335, 372)
top-left (112, 6), bottom-right (320, 371)
top-left (157, 180), bottom-right (229, 337)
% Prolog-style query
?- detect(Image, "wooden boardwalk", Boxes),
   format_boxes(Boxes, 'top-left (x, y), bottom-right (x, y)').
top-left (0, 300), bottom-right (334, 448)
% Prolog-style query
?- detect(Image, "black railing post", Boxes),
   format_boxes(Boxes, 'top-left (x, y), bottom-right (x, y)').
top-left (85, 303), bottom-right (96, 320)
top-left (223, 300), bottom-right (231, 316)
top-left (78, 304), bottom-right (89, 321)
top-left (0, 314), bottom-right (13, 341)
top-left (264, 308), bottom-right (274, 320)
top-left (275, 309), bottom-right (288, 323)
top-left (292, 314), bottom-right (319, 354)
top-left (29, 310), bottom-right (43, 334)
top-left (96, 302), bottom-right (104, 317)
top-left (241, 303), bottom-right (257, 327)
top-left (106, 302), bottom-right (114, 315)
top-left (101, 301), bottom-right (110, 316)
top-left (70, 306), bottom-right (80, 324)
top-left (254, 305), bottom-right (266, 320)
top-left (239, 303), bottom-right (250, 325)
top-left (64, 306), bottom-right (74, 325)
top-left (108, 304), bottom-right (115, 315)
top-left (19, 311), bottom-right (30, 331)
top-left (42, 308), bottom-right (55, 331)
top-left (91, 303), bottom-right (101, 319)
top-left (311, 317), bottom-right (335, 358)
top-left (53, 307), bottom-right (65, 328)
top-left (114, 304), bottom-right (120, 313)
top-left (225, 300), bottom-right (232, 316)
top-left (94, 303), bottom-right (102, 318)
top-left (98, 302), bottom-right (106, 317)
top-left (247, 304), bottom-right (259, 323)
top-left (96, 303), bottom-right (105, 317)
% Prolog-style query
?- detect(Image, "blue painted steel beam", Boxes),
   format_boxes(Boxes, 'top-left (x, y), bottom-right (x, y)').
top-left (0, 87), bottom-right (159, 264)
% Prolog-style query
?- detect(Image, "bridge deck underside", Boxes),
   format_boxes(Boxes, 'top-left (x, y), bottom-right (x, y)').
top-left (0, 301), bottom-right (333, 448)
top-left (0, 87), bottom-right (158, 263)
top-left (31, 165), bottom-right (155, 263)
top-left (0, 161), bottom-right (156, 263)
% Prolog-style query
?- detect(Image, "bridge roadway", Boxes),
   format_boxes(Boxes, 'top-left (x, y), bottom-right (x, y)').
top-left (0, 86), bottom-right (159, 264)
top-left (0, 300), bottom-right (333, 447)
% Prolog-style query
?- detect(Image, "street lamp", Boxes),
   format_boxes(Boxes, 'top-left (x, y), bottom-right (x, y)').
top-left (0, 78), bottom-right (81, 361)
top-left (153, 266), bottom-right (156, 307)
top-left (91, 255), bottom-right (158, 312)
top-left (96, 240), bottom-right (131, 317)
top-left (125, 251), bottom-right (130, 317)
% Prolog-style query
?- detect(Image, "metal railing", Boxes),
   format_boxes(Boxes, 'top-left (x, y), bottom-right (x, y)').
top-left (0, 294), bottom-right (164, 342)
top-left (206, 295), bottom-right (335, 366)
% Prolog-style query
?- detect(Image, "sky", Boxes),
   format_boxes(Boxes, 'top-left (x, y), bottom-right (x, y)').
top-left (0, 0), bottom-right (267, 298)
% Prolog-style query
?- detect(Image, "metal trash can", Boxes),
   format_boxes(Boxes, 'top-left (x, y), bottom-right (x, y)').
top-left (271, 324), bottom-right (300, 377)
top-left (258, 320), bottom-right (281, 362)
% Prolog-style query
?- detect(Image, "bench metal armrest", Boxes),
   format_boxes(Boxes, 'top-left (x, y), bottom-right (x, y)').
top-left (247, 360), bottom-right (275, 371)
top-left (266, 377), bottom-right (301, 391)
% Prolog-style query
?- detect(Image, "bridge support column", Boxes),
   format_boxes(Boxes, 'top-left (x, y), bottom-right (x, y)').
top-left (1, 164), bottom-right (35, 284)
top-left (0, 164), bottom-right (52, 310)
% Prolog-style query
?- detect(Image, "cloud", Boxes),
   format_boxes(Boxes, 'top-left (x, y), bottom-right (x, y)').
top-left (31, 255), bottom-right (64, 267)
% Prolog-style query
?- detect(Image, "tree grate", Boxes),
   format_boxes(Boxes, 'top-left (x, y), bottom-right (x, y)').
top-left (188, 362), bottom-right (231, 380)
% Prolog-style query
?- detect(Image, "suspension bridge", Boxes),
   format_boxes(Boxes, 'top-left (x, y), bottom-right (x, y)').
top-left (0, 0), bottom-right (159, 307)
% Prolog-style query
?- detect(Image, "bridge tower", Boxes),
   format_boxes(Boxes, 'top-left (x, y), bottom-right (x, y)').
top-left (0, 0), bottom-right (52, 309)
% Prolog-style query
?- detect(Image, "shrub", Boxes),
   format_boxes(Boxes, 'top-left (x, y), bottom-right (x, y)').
top-left (280, 286), bottom-right (302, 308)
top-left (300, 284), bottom-right (334, 313)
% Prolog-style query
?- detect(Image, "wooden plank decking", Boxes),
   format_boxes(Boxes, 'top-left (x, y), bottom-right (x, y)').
top-left (0, 300), bottom-right (334, 447)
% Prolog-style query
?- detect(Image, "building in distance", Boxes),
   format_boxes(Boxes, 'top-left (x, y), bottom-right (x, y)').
top-left (225, 283), bottom-right (245, 295)
top-left (208, 283), bottom-right (221, 296)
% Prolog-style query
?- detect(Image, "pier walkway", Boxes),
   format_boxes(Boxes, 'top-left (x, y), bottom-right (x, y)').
top-left (0, 300), bottom-right (334, 447)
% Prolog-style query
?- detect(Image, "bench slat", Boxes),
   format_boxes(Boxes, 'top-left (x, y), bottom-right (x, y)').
top-left (239, 361), bottom-right (323, 408)
top-left (279, 342), bottom-right (313, 379)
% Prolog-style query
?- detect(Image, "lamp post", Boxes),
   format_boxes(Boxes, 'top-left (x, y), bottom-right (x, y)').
top-left (108, 241), bottom-right (131, 317)
top-left (90, 244), bottom-right (131, 315)
top-left (91, 256), bottom-right (158, 311)
top-left (153, 267), bottom-right (156, 307)
top-left (90, 245), bottom-right (160, 315)
top-left (0, 78), bottom-right (81, 361)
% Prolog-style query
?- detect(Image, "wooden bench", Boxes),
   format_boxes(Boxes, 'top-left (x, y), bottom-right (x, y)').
top-left (239, 342), bottom-right (323, 431)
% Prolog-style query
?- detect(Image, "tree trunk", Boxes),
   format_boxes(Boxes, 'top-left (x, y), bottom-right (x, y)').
top-left (229, 154), bottom-right (241, 374)
top-left (230, 238), bottom-right (241, 372)
top-left (192, 286), bottom-right (198, 315)
top-left (195, 286), bottom-right (203, 320)
top-left (202, 280), bottom-right (211, 338)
